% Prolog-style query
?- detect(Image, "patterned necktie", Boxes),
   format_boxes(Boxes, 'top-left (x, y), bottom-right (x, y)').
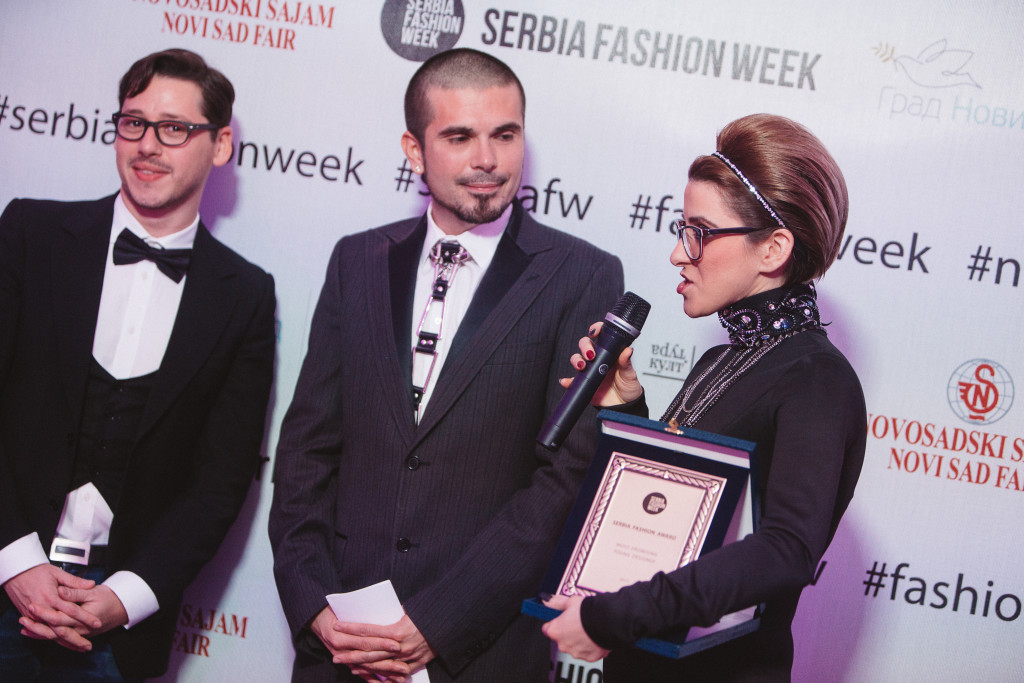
top-left (412, 240), bottom-right (470, 421)
top-left (112, 228), bottom-right (192, 283)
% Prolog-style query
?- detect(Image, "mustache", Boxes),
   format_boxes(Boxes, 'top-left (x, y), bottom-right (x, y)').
top-left (128, 157), bottom-right (172, 172)
top-left (457, 173), bottom-right (508, 186)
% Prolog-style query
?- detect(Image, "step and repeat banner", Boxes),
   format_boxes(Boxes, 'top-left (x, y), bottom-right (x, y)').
top-left (2, 1), bottom-right (1022, 680)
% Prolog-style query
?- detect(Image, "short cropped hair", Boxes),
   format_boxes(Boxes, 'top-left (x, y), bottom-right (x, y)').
top-left (404, 48), bottom-right (525, 142)
top-left (688, 114), bottom-right (849, 284)
top-left (119, 48), bottom-right (234, 129)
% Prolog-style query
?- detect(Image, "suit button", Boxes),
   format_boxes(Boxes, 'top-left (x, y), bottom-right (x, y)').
top-left (66, 433), bottom-right (75, 446)
top-left (405, 456), bottom-right (421, 471)
top-left (48, 499), bottom-right (61, 512)
top-left (396, 537), bottom-right (411, 552)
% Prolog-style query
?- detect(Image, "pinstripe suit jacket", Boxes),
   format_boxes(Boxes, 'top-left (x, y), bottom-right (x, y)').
top-left (269, 202), bottom-right (623, 681)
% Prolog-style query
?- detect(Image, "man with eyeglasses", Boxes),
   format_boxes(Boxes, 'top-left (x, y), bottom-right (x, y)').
top-left (0, 49), bottom-right (274, 681)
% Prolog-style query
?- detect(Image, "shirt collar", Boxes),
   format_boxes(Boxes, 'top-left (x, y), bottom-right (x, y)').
top-left (112, 193), bottom-right (199, 250)
top-left (421, 201), bottom-right (511, 273)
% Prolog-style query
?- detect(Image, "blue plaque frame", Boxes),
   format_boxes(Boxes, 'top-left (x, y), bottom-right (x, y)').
top-left (523, 409), bottom-right (763, 659)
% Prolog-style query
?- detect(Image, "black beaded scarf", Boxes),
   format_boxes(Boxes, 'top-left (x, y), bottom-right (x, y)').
top-left (661, 283), bottom-right (822, 426)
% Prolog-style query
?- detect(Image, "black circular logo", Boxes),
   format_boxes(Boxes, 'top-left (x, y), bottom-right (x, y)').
top-left (380, 0), bottom-right (465, 62)
top-left (643, 493), bottom-right (667, 515)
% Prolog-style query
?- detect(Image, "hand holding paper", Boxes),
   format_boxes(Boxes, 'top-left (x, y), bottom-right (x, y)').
top-left (326, 580), bottom-right (432, 683)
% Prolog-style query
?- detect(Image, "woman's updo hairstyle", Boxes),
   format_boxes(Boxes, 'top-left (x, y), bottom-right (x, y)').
top-left (688, 114), bottom-right (848, 284)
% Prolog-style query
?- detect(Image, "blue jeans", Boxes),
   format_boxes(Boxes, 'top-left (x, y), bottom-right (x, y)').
top-left (0, 565), bottom-right (140, 682)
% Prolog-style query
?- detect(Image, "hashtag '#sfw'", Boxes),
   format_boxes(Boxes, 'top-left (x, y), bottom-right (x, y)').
top-left (395, 159), bottom-right (415, 193)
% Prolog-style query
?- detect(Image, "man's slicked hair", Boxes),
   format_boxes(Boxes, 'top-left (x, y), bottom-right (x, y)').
top-left (404, 48), bottom-right (525, 142)
top-left (119, 48), bottom-right (234, 130)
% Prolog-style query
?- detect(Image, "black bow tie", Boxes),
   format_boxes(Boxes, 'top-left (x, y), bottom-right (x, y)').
top-left (112, 228), bottom-right (192, 283)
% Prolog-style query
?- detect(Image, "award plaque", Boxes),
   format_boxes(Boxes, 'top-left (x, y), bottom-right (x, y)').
top-left (523, 410), bottom-right (762, 658)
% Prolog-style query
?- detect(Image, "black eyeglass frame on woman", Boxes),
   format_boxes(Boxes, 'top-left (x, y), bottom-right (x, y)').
top-left (111, 112), bottom-right (222, 147)
top-left (671, 219), bottom-right (772, 261)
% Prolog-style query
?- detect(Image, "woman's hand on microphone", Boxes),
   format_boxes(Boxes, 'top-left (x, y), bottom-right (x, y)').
top-left (560, 322), bottom-right (643, 406)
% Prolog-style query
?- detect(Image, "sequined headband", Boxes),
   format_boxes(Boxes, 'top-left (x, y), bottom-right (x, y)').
top-left (711, 151), bottom-right (787, 230)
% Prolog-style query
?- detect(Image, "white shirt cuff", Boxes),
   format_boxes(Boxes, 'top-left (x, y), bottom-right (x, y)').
top-left (0, 533), bottom-right (50, 585)
top-left (103, 571), bottom-right (160, 628)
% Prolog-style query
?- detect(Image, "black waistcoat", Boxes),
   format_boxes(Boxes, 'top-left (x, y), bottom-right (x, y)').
top-left (69, 358), bottom-right (156, 505)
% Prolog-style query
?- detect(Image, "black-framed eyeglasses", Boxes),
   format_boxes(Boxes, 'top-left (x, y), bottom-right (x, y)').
top-left (111, 113), bottom-right (221, 146)
top-left (670, 219), bottom-right (770, 261)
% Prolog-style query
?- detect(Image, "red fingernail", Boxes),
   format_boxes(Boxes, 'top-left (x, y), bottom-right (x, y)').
top-left (576, 360), bottom-right (585, 370)
top-left (585, 350), bottom-right (595, 361)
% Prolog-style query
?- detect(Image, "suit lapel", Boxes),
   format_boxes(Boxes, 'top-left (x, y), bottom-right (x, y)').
top-left (414, 206), bottom-right (568, 438)
top-left (388, 219), bottom-right (424, 388)
top-left (53, 197), bottom-right (114, 424)
top-left (137, 225), bottom-right (235, 438)
top-left (373, 217), bottom-right (425, 441)
top-left (446, 226), bottom-right (530, 362)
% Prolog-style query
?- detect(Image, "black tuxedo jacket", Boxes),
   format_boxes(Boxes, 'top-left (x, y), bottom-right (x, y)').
top-left (0, 194), bottom-right (275, 678)
top-left (269, 202), bottom-right (623, 681)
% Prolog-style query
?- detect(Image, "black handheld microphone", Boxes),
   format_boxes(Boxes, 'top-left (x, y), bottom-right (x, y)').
top-left (537, 291), bottom-right (651, 451)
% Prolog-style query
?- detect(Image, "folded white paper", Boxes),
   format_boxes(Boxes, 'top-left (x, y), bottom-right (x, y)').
top-left (327, 580), bottom-right (431, 683)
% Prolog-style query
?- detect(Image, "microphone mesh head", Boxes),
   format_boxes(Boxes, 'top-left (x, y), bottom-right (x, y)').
top-left (611, 291), bottom-right (651, 329)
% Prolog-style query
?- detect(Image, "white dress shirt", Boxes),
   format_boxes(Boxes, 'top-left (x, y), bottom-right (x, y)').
top-left (0, 193), bottom-right (197, 628)
top-left (410, 203), bottom-right (510, 417)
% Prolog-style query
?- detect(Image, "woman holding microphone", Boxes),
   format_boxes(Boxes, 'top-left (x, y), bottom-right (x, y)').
top-left (543, 114), bottom-right (867, 681)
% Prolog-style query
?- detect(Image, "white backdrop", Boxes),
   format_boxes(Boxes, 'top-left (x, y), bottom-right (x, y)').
top-left (2, 1), bottom-right (1023, 680)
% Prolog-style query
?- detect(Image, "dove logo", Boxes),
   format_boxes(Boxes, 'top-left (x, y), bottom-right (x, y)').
top-left (895, 39), bottom-right (981, 89)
